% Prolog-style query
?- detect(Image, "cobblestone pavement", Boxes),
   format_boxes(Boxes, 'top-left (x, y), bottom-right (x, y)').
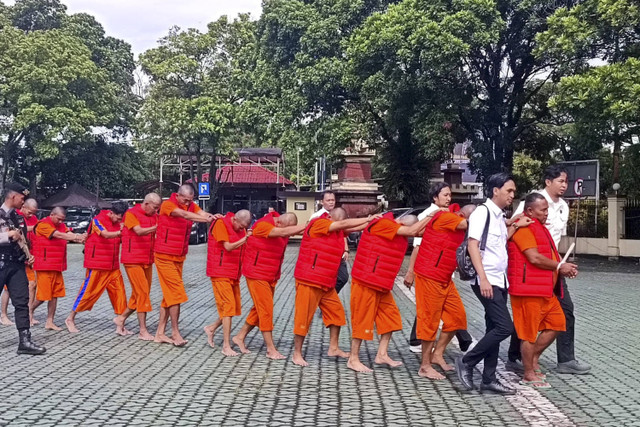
top-left (1, 245), bottom-right (639, 426)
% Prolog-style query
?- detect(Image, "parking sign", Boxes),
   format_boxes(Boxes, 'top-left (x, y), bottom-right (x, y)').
top-left (198, 182), bottom-right (210, 200)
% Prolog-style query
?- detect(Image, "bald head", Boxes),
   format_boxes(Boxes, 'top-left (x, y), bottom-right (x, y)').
top-left (51, 206), bottom-right (66, 216)
top-left (144, 193), bottom-right (161, 204)
top-left (50, 207), bottom-right (66, 224)
top-left (459, 204), bottom-right (477, 219)
top-left (22, 198), bottom-right (38, 216)
top-left (277, 212), bottom-right (298, 227)
top-left (232, 209), bottom-right (252, 231)
top-left (178, 184), bottom-right (195, 197)
top-left (141, 192), bottom-right (161, 215)
top-left (330, 207), bottom-right (347, 221)
top-left (397, 214), bottom-right (418, 226)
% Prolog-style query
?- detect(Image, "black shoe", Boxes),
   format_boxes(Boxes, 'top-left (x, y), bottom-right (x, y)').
top-left (17, 329), bottom-right (46, 355)
top-left (455, 356), bottom-right (474, 390)
top-left (479, 380), bottom-right (516, 395)
top-left (456, 330), bottom-right (473, 352)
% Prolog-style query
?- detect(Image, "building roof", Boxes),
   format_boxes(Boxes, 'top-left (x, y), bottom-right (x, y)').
top-left (41, 183), bottom-right (112, 208)
top-left (196, 165), bottom-right (294, 186)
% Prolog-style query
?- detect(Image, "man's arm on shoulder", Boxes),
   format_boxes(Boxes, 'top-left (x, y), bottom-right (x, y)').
top-left (268, 224), bottom-right (306, 238)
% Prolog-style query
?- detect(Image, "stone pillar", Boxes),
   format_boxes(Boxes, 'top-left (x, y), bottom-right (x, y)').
top-left (607, 196), bottom-right (626, 260)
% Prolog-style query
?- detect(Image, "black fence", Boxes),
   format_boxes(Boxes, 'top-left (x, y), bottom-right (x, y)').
top-left (625, 199), bottom-right (640, 239)
top-left (566, 199), bottom-right (608, 239)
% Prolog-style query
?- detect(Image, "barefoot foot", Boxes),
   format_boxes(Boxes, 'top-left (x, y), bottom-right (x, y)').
top-left (154, 334), bottom-right (174, 345)
top-left (232, 336), bottom-right (251, 354)
top-left (431, 354), bottom-right (454, 371)
top-left (1, 316), bottom-right (14, 326)
top-left (292, 353), bottom-right (309, 367)
top-left (374, 354), bottom-right (403, 368)
top-left (327, 348), bottom-right (350, 359)
top-left (221, 346), bottom-right (239, 357)
top-left (138, 331), bottom-right (155, 341)
top-left (45, 321), bottom-right (62, 331)
top-left (347, 358), bottom-right (373, 373)
top-left (30, 318), bottom-right (40, 326)
top-left (203, 325), bottom-right (217, 348)
top-left (266, 349), bottom-right (286, 360)
top-left (65, 317), bottom-right (79, 333)
top-left (172, 335), bottom-right (188, 347)
top-left (418, 366), bottom-right (446, 380)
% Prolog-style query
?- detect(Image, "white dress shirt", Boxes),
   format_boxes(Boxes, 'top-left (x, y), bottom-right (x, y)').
top-left (309, 207), bottom-right (329, 220)
top-left (467, 198), bottom-right (509, 289)
top-left (412, 204), bottom-right (441, 247)
top-left (513, 189), bottom-right (568, 248)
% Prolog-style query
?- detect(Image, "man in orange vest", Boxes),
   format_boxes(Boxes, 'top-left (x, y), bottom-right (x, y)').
top-left (203, 209), bottom-right (252, 357)
top-left (508, 192), bottom-right (577, 388)
top-left (154, 184), bottom-right (216, 346)
top-left (292, 208), bottom-right (380, 367)
top-left (347, 212), bottom-right (437, 373)
top-left (30, 207), bottom-right (87, 330)
top-left (232, 212), bottom-right (306, 359)
top-left (66, 201), bottom-right (130, 334)
top-left (113, 193), bottom-right (161, 341)
top-left (412, 204), bottom-right (476, 379)
top-left (1, 198), bottom-right (38, 326)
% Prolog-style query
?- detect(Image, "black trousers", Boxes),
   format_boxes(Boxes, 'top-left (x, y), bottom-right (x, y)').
top-left (335, 260), bottom-right (349, 294)
top-left (508, 277), bottom-right (575, 364)
top-left (0, 261), bottom-right (30, 330)
top-left (462, 285), bottom-right (514, 384)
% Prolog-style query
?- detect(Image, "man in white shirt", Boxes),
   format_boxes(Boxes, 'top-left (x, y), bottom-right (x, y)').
top-left (403, 183), bottom-right (473, 353)
top-left (455, 173), bottom-right (531, 394)
top-left (508, 165), bottom-right (590, 375)
top-left (310, 191), bottom-right (349, 293)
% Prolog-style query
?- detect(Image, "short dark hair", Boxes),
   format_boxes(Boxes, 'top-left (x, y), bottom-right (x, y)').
top-left (322, 190), bottom-right (335, 201)
top-left (524, 192), bottom-right (546, 210)
top-left (543, 164), bottom-right (568, 183)
top-left (485, 172), bottom-right (514, 198)
top-left (111, 200), bottom-right (129, 215)
top-left (429, 182), bottom-right (450, 202)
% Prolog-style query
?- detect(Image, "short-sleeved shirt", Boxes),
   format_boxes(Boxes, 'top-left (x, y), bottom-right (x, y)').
top-left (90, 218), bottom-right (109, 236)
top-left (511, 226), bottom-right (559, 284)
top-left (468, 198), bottom-right (509, 289)
top-left (211, 220), bottom-right (230, 243)
top-left (252, 221), bottom-right (275, 239)
top-left (159, 200), bottom-right (202, 218)
top-left (309, 207), bottom-right (329, 220)
top-left (369, 219), bottom-right (401, 240)
top-left (413, 204), bottom-right (440, 247)
top-left (36, 221), bottom-right (68, 239)
top-left (123, 211), bottom-right (141, 230)
top-left (513, 189), bottom-right (568, 248)
top-left (432, 212), bottom-right (465, 233)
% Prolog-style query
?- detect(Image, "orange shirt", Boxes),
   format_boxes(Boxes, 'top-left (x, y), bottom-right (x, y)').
top-left (156, 199), bottom-right (202, 263)
top-left (432, 212), bottom-right (465, 233)
top-left (512, 227), bottom-right (559, 283)
top-left (211, 220), bottom-right (229, 242)
top-left (123, 211), bottom-right (140, 230)
top-left (252, 221), bottom-right (275, 239)
top-left (36, 222), bottom-right (68, 239)
top-left (369, 219), bottom-right (401, 240)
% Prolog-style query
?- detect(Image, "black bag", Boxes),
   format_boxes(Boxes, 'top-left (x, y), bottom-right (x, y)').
top-left (456, 205), bottom-right (490, 281)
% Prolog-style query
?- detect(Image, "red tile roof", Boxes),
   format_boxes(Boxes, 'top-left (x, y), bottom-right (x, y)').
top-left (191, 165), bottom-right (293, 185)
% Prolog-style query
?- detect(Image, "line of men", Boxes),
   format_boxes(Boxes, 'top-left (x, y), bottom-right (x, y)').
top-left (1, 170), bottom-right (589, 391)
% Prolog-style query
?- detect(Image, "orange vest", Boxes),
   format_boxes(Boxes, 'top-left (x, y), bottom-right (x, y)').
top-left (154, 193), bottom-right (197, 257)
top-left (351, 213), bottom-right (407, 291)
top-left (206, 212), bottom-right (246, 280)
top-left (293, 214), bottom-right (344, 288)
top-left (242, 213), bottom-right (289, 281)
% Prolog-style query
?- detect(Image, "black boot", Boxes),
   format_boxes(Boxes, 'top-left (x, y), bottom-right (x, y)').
top-left (17, 329), bottom-right (46, 355)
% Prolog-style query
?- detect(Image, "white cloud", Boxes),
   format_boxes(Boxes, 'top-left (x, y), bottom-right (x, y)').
top-left (4, 0), bottom-right (262, 56)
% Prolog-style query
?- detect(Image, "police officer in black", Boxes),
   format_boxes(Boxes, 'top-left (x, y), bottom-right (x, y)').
top-left (0, 182), bottom-right (45, 355)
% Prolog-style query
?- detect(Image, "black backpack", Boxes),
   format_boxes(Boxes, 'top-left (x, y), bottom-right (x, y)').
top-left (456, 205), bottom-right (490, 281)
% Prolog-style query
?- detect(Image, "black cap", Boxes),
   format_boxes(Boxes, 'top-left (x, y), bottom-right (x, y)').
top-left (5, 182), bottom-right (29, 196)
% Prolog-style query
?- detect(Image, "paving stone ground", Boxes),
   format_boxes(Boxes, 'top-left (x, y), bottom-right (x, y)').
top-left (0, 245), bottom-right (639, 426)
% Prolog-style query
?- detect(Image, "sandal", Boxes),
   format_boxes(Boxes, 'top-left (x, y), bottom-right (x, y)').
top-left (534, 369), bottom-right (547, 380)
top-left (519, 380), bottom-right (551, 389)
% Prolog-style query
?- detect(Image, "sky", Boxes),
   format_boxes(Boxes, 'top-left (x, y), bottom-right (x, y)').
top-left (4, 0), bottom-right (263, 55)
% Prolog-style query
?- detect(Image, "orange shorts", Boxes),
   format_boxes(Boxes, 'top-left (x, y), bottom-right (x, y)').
top-left (293, 281), bottom-right (346, 337)
top-left (124, 264), bottom-right (153, 313)
top-left (211, 278), bottom-right (241, 318)
top-left (511, 295), bottom-right (566, 343)
top-left (26, 266), bottom-right (35, 282)
top-left (245, 279), bottom-right (277, 332)
top-left (415, 274), bottom-right (467, 341)
top-left (154, 255), bottom-right (188, 308)
top-left (35, 271), bottom-right (66, 301)
top-left (350, 279), bottom-right (402, 341)
top-left (72, 269), bottom-right (128, 314)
